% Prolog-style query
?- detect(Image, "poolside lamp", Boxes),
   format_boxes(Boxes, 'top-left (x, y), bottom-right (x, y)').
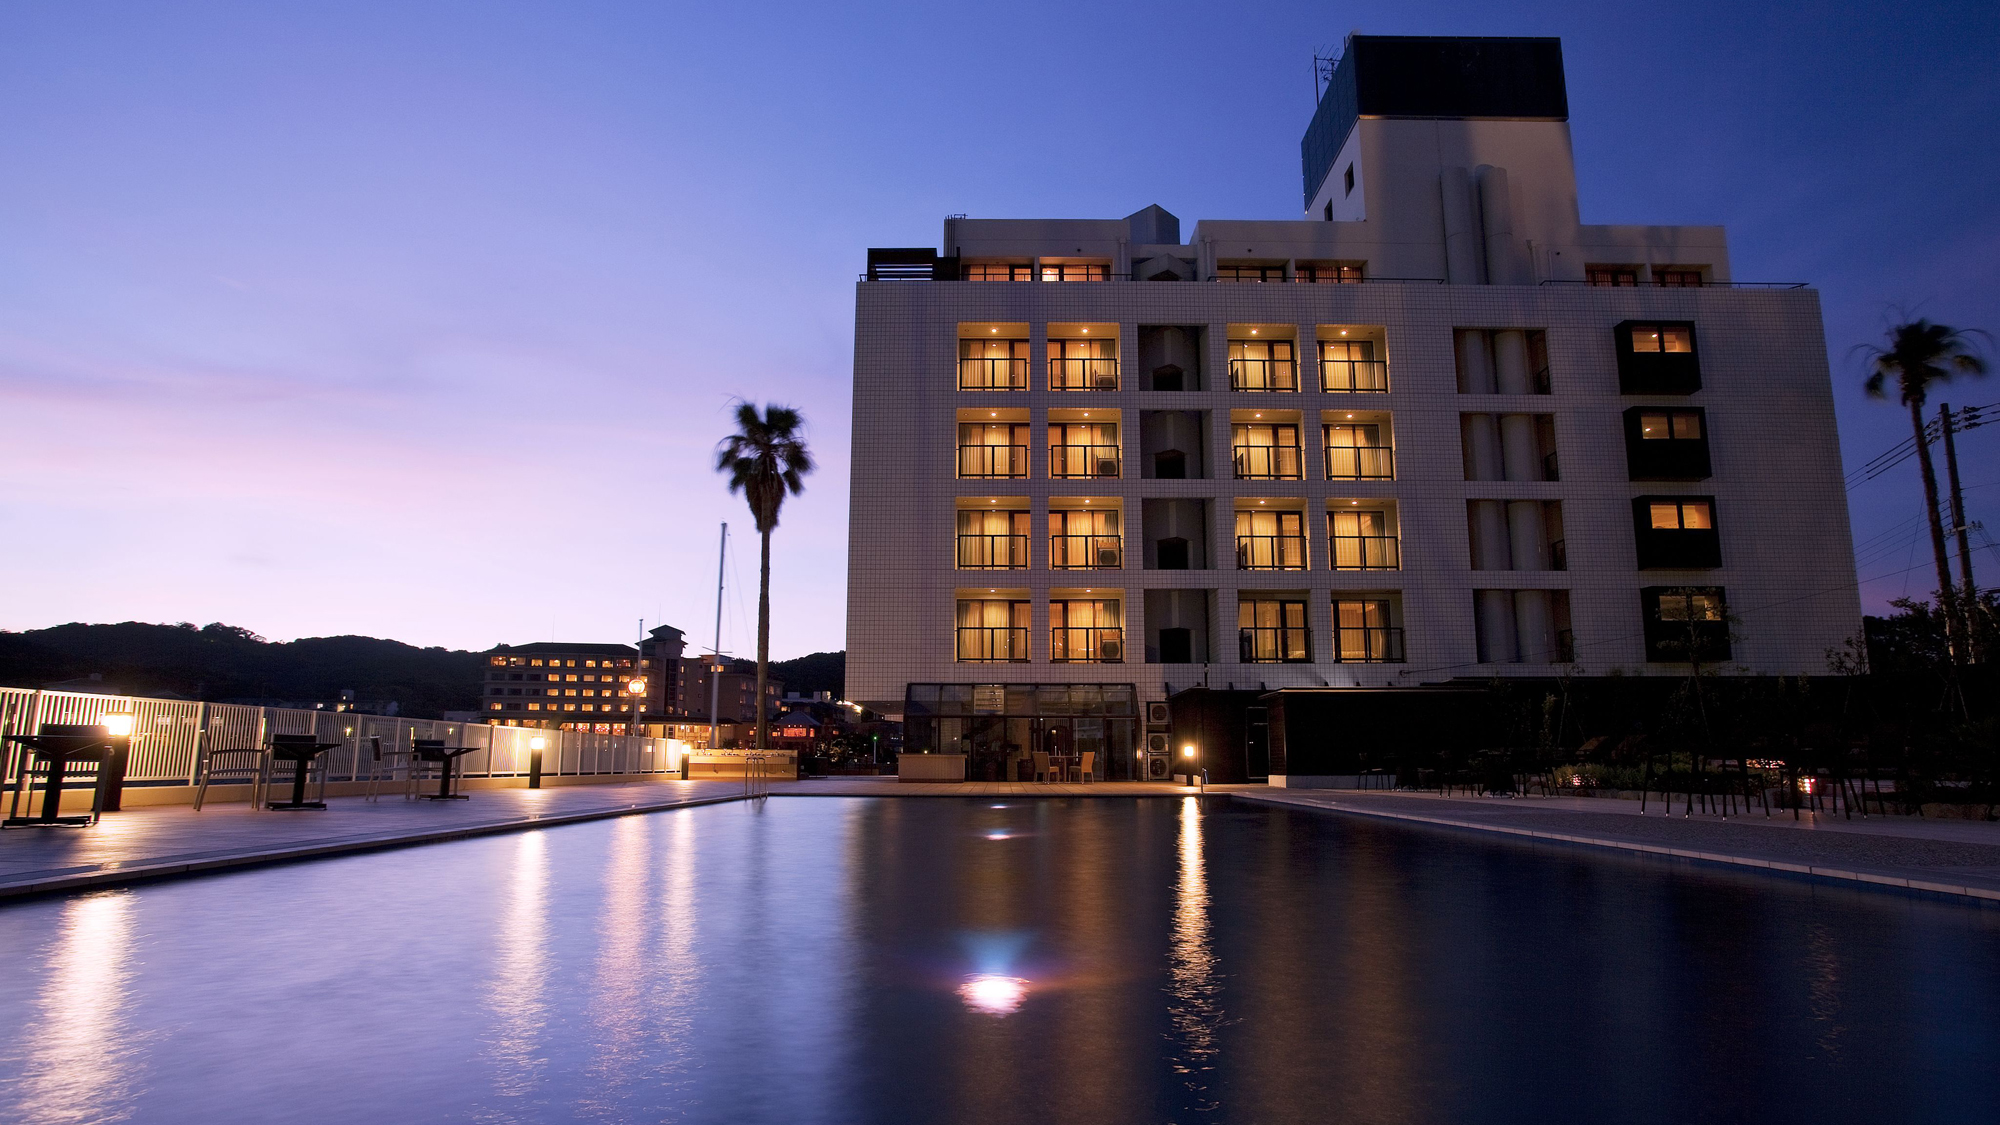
top-left (100, 712), bottom-right (136, 738)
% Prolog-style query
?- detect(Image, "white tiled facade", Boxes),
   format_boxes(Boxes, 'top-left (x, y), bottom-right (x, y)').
top-left (845, 35), bottom-right (1859, 720)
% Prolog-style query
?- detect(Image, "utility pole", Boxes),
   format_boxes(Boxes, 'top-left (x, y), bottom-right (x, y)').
top-left (1940, 403), bottom-right (1980, 660)
top-left (709, 522), bottom-right (728, 754)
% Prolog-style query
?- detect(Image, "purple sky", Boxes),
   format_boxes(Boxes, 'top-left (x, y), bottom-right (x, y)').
top-left (2, 1), bottom-right (1995, 660)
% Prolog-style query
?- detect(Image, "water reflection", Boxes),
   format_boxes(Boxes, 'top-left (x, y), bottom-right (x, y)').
top-left (15, 891), bottom-right (138, 1125)
top-left (485, 831), bottom-right (549, 1109)
top-left (582, 815), bottom-right (652, 1113)
top-left (1167, 796), bottom-right (1221, 1112)
top-left (959, 974), bottom-right (1029, 1014)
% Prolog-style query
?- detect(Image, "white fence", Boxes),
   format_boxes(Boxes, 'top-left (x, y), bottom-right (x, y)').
top-left (0, 687), bottom-right (683, 791)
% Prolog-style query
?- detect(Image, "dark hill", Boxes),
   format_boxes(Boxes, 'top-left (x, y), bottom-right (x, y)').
top-left (769, 650), bottom-right (844, 697)
top-left (0, 622), bottom-right (482, 717)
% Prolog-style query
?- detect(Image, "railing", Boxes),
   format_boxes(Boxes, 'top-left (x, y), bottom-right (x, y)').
top-left (1048, 357), bottom-right (1119, 390)
top-left (1232, 444), bottom-right (1303, 479)
top-left (1051, 627), bottom-right (1125, 663)
top-left (1332, 626), bottom-right (1405, 663)
top-left (956, 627), bottom-right (1029, 663)
top-left (1229, 358), bottom-right (1298, 391)
top-left (1049, 444), bottom-right (1121, 478)
top-left (958, 357), bottom-right (1028, 390)
top-left (1324, 446), bottom-right (1394, 479)
top-left (1049, 534), bottom-right (1122, 569)
top-left (1540, 278), bottom-right (1810, 289)
top-left (1329, 534), bottom-right (1400, 570)
top-left (958, 444), bottom-right (1029, 478)
top-left (957, 534), bottom-right (1029, 569)
top-left (0, 687), bottom-right (682, 795)
top-left (1319, 359), bottom-right (1388, 392)
top-left (1235, 535), bottom-right (1308, 570)
top-left (1238, 626), bottom-right (1310, 663)
top-left (742, 753), bottom-right (770, 797)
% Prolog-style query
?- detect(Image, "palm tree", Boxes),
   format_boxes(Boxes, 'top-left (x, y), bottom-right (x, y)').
top-left (1861, 319), bottom-right (1987, 664)
top-left (716, 403), bottom-right (814, 752)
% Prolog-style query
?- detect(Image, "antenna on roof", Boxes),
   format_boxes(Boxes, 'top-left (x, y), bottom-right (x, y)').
top-left (1313, 43), bottom-right (1342, 103)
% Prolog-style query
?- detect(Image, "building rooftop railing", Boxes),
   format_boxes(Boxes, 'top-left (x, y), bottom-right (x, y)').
top-left (1538, 279), bottom-right (1811, 289)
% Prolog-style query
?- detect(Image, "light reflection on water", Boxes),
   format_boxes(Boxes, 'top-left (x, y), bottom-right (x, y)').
top-left (0, 797), bottom-right (1995, 1124)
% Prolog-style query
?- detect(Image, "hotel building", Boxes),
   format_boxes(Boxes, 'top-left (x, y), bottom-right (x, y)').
top-left (482, 642), bottom-right (642, 730)
top-left (845, 35), bottom-right (1859, 781)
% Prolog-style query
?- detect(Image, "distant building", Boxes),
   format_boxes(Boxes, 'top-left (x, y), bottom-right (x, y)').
top-left (673, 656), bottom-right (782, 724)
top-left (772, 709), bottom-right (824, 752)
top-left (637, 624), bottom-right (689, 721)
top-left (482, 642), bottom-right (640, 731)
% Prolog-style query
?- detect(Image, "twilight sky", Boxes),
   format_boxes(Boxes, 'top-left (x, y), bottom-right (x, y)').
top-left (2, 0), bottom-right (1995, 660)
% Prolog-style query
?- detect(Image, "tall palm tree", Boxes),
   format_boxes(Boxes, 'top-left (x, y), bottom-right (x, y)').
top-left (716, 402), bottom-right (814, 752)
top-left (1861, 319), bottom-right (1987, 663)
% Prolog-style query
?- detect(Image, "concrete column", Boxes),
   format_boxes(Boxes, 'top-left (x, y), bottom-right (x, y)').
top-left (1507, 501), bottom-right (1549, 570)
top-left (1500, 413), bottom-right (1540, 481)
top-left (1440, 167), bottom-right (1484, 284)
top-left (1215, 587), bottom-right (1241, 666)
top-left (1492, 329), bottom-right (1532, 394)
top-left (1477, 165), bottom-right (1525, 285)
top-left (1513, 590), bottom-right (1554, 663)
top-left (1455, 330), bottom-right (1496, 394)
top-left (1470, 501), bottom-right (1513, 570)
top-left (1463, 414), bottom-right (1503, 481)
top-left (1476, 589), bottom-right (1518, 663)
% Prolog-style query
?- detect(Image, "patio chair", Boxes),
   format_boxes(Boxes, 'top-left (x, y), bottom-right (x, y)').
top-left (1076, 751), bottom-right (1096, 783)
top-left (363, 736), bottom-right (422, 801)
top-left (193, 745), bottom-right (271, 811)
top-left (1033, 751), bottom-right (1054, 783)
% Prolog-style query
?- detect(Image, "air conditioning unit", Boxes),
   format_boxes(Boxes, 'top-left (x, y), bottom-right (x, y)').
top-left (1147, 732), bottom-right (1170, 754)
top-left (1099, 638), bottom-right (1123, 662)
top-left (1093, 372), bottom-right (1118, 390)
top-left (1147, 702), bottom-right (1171, 726)
top-left (1096, 547), bottom-right (1121, 568)
top-left (1146, 754), bottom-right (1172, 780)
top-left (1095, 457), bottom-right (1119, 477)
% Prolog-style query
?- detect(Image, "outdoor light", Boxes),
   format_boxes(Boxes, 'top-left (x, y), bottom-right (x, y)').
top-left (100, 712), bottom-right (135, 737)
top-left (1182, 745), bottom-right (1195, 758)
top-left (529, 736), bottom-right (546, 751)
top-left (627, 677), bottom-right (647, 695)
top-left (1340, 329), bottom-right (1348, 336)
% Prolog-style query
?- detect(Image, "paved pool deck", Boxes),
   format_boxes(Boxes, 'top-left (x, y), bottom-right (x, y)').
top-left (1221, 787), bottom-right (2000, 904)
top-left (2, 776), bottom-right (1996, 904)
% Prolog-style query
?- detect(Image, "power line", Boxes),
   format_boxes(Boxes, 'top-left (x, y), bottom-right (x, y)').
top-left (1844, 400), bottom-right (1993, 490)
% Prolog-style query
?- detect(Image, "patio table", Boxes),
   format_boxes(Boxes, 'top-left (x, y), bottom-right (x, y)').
top-left (266, 735), bottom-right (342, 810)
top-left (3, 725), bottom-right (118, 827)
top-left (412, 740), bottom-right (477, 801)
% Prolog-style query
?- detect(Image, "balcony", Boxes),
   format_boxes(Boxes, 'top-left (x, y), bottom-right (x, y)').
top-left (1049, 445), bottom-right (1121, 479)
top-left (1050, 534), bottom-right (1122, 570)
top-left (1329, 534), bottom-right (1400, 570)
top-left (1320, 358), bottom-right (1388, 392)
top-left (957, 627), bottom-right (1029, 663)
top-left (958, 445), bottom-right (1030, 478)
top-left (1616, 321), bottom-right (1702, 394)
top-left (1238, 626), bottom-right (1310, 663)
top-left (1236, 535), bottom-right (1308, 571)
top-left (1332, 625), bottom-right (1405, 663)
top-left (1229, 356), bottom-right (1298, 392)
top-left (958, 356), bottom-right (1028, 391)
top-left (1232, 444), bottom-right (1303, 480)
top-left (957, 534), bottom-right (1029, 570)
top-left (1049, 357), bottom-right (1120, 391)
top-left (1051, 627), bottom-right (1125, 663)
top-left (1324, 446), bottom-right (1395, 480)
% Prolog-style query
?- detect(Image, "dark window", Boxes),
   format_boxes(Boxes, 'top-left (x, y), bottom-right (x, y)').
top-left (1160, 628), bottom-right (1193, 664)
top-left (1323, 201), bottom-right (1334, 221)
top-left (1154, 449), bottom-right (1187, 479)
top-left (1654, 268), bottom-right (1704, 287)
top-left (1615, 320), bottom-right (1701, 394)
top-left (1343, 164), bottom-right (1355, 196)
top-left (1633, 497), bottom-right (1721, 568)
top-left (1588, 266), bottom-right (1639, 286)
top-left (1152, 364), bottom-right (1184, 392)
top-left (1624, 407), bottom-right (1711, 480)
top-left (1642, 586), bottom-right (1731, 662)
top-left (1156, 537), bottom-right (1190, 570)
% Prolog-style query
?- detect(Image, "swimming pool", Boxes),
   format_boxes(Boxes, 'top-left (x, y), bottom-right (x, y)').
top-left (1, 796), bottom-right (1995, 1123)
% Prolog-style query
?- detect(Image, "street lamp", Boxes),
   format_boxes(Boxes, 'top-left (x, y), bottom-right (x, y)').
top-left (100, 708), bottom-right (136, 812)
top-left (1182, 743), bottom-right (1200, 790)
top-left (625, 676), bottom-right (647, 737)
top-left (528, 735), bottom-right (547, 789)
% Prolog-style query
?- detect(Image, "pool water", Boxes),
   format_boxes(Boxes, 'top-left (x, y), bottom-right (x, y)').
top-left (1, 796), bottom-right (1996, 1124)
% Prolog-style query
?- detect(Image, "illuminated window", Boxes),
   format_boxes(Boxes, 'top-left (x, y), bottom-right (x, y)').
top-left (563, 704), bottom-right (577, 711)
top-left (1040, 262), bottom-right (1108, 282)
top-left (963, 261), bottom-right (1032, 281)
top-left (488, 702), bottom-right (503, 710)
top-left (1654, 269), bottom-right (1704, 287)
top-left (1638, 412), bottom-right (1702, 440)
top-left (566, 674), bottom-right (579, 682)
top-left (527, 703), bottom-right (541, 711)
top-left (1587, 266), bottom-right (1639, 286)
top-left (1649, 500), bottom-right (1712, 530)
top-left (1629, 325), bottom-right (1692, 354)
top-left (489, 656), bottom-right (506, 666)
top-left (530, 659), bottom-right (544, 667)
